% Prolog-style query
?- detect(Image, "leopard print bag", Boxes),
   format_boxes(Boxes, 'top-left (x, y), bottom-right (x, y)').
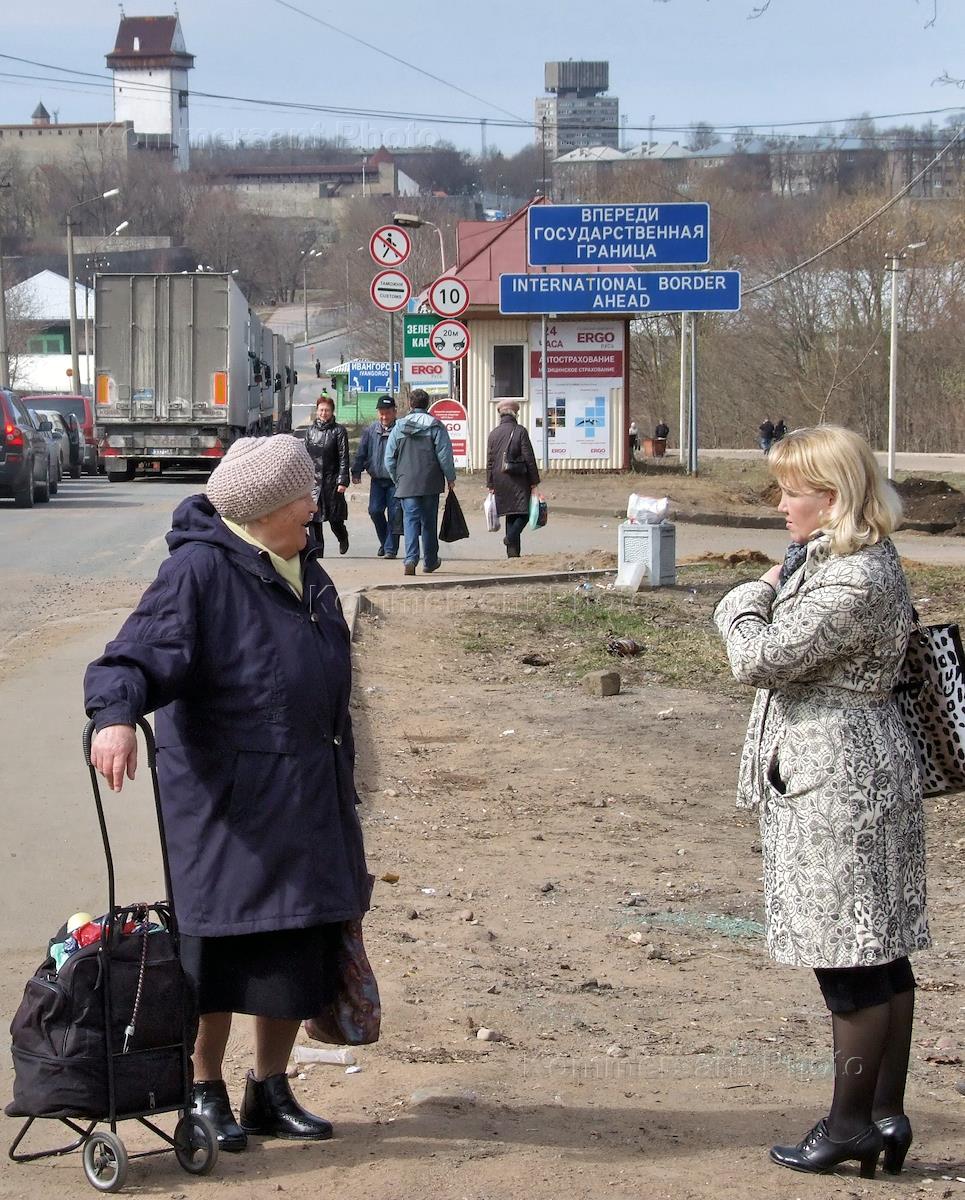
top-left (894, 620), bottom-right (965, 797)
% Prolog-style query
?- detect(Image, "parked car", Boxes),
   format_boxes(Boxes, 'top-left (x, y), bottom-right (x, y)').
top-left (20, 393), bottom-right (99, 476)
top-left (0, 389), bottom-right (53, 506)
top-left (27, 410), bottom-right (61, 495)
top-left (34, 409), bottom-right (81, 479)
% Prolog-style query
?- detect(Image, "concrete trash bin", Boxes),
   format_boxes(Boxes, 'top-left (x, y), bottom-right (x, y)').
top-left (617, 520), bottom-right (676, 588)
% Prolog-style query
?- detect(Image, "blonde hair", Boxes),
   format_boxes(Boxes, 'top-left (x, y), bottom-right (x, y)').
top-left (767, 425), bottom-right (902, 556)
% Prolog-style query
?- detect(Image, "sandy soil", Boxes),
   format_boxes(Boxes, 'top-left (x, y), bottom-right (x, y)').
top-left (4, 576), bottom-right (961, 1200)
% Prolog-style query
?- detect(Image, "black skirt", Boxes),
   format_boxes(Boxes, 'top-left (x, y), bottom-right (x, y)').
top-left (179, 923), bottom-right (341, 1019)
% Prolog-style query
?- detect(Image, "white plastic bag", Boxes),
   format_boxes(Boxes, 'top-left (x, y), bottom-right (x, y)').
top-left (483, 492), bottom-right (500, 533)
top-left (627, 493), bottom-right (670, 525)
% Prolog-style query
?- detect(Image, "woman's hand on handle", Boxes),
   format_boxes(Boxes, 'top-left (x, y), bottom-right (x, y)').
top-left (90, 724), bottom-right (138, 792)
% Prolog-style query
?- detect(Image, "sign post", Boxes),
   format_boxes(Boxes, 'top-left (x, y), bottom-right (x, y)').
top-left (370, 270), bottom-right (411, 312)
top-left (402, 313), bottom-right (448, 387)
top-left (369, 225), bottom-right (411, 268)
top-left (428, 397), bottom-right (469, 469)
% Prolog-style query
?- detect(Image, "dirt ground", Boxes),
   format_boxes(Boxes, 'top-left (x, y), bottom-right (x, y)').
top-left (2, 564), bottom-right (962, 1199)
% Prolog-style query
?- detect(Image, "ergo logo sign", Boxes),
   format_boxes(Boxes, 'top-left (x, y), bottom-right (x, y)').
top-left (412, 362), bottom-right (446, 376)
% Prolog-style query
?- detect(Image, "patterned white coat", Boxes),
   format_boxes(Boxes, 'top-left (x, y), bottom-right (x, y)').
top-left (714, 536), bottom-right (930, 968)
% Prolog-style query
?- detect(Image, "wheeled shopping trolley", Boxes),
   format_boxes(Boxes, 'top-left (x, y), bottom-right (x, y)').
top-left (5, 718), bottom-right (218, 1192)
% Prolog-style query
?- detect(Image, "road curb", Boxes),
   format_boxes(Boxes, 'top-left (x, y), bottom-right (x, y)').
top-left (341, 568), bottom-right (616, 641)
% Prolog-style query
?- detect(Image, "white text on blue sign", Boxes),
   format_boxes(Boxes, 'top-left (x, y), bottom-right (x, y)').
top-left (498, 271), bottom-right (741, 314)
top-left (528, 204), bottom-right (710, 266)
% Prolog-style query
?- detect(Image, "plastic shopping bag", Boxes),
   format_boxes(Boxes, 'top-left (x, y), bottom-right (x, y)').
top-left (627, 493), bottom-right (670, 524)
top-left (483, 492), bottom-right (500, 533)
top-left (528, 492), bottom-right (548, 531)
top-left (439, 490), bottom-right (470, 542)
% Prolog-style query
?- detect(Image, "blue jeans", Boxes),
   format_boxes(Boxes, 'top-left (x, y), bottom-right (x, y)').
top-left (368, 477), bottom-right (400, 555)
top-left (401, 494), bottom-right (440, 567)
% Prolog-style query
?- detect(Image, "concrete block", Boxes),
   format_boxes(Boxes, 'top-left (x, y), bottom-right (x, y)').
top-left (582, 670), bottom-right (621, 697)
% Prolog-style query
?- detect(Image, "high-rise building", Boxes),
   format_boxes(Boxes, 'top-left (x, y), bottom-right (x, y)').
top-left (107, 14), bottom-right (194, 169)
top-left (536, 61), bottom-right (619, 158)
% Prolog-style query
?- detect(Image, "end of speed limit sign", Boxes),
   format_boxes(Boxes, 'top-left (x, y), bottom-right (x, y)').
top-left (428, 275), bottom-right (470, 318)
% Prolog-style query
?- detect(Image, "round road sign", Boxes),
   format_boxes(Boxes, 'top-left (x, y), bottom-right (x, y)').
top-left (428, 275), bottom-right (470, 318)
top-left (369, 225), bottom-right (411, 267)
top-left (370, 269), bottom-right (412, 312)
top-left (429, 319), bottom-right (470, 362)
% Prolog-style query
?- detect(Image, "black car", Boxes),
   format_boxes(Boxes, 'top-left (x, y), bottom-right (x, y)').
top-left (0, 389), bottom-right (53, 506)
top-left (26, 409), bottom-right (61, 496)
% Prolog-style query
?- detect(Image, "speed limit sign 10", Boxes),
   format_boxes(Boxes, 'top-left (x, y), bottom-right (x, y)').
top-left (428, 275), bottom-right (470, 318)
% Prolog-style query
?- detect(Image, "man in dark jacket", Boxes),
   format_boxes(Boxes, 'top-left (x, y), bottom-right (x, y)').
top-left (85, 435), bottom-right (369, 1151)
top-left (486, 400), bottom-right (539, 558)
top-left (304, 395), bottom-right (350, 553)
top-left (351, 395), bottom-right (401, 558)
top-left (384, 389), bottom-right (455, 575)
top-left (759, 417), bottom-right (775, 453)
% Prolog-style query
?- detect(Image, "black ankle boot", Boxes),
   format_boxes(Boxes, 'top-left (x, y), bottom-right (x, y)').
top-left (770, 1118), bottom-right (882, 1178)
top-left (191, 1079), bottom-right (247, 1152)
top-left (239, 1071), bottom-right (333, 1140)
top-left (876, 1114), bottom-right (912, 1174)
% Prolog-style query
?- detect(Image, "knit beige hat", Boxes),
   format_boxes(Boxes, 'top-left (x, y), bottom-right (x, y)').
top-left (206, 435), bottom-right (315, 522)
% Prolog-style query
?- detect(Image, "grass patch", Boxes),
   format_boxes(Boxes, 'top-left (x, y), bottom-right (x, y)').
top-left (459, 561), bottom-right (964, 695)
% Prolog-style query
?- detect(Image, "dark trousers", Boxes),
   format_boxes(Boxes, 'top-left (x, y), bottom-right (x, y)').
top-left (368, 477), bottom-right (400, 556)
top-left (504, 512), bottom-right (528, 558)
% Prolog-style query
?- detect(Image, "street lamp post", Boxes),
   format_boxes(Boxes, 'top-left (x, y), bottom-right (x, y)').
top-left (301, 248), bottom-right (322, 342)
top-left (391, 211), bottom-right (447, 275)
top-left (84, 220), bottom-right (129, 389)
top-left (886, 242), bottom-right (926, 482)
top-left (67, 187), bottom-right (119, 395)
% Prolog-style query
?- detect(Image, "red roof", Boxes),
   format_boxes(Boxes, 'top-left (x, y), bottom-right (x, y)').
top-left (455, 198), bottom-right (631, 309)
top-left (107, 16), bottom-right (194, 67)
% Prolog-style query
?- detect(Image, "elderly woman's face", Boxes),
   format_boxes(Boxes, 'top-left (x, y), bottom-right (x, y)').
top-left (776, 478), bottom-right (835, 544)
top-left (255, 492), bottom-right (317, 558)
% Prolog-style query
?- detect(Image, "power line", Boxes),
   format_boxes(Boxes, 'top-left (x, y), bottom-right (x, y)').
top-left (272, 0), bottom-right (527, 124)
top-left (744, 123), bottom-right (965, 298)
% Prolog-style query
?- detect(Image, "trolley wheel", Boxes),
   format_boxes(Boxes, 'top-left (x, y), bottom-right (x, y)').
top-left (82, 1130), bottom-right (129, 1193)
top-left (173, 1113), bottom-right (219, 1175)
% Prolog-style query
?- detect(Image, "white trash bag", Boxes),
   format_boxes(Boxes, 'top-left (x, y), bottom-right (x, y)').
top-left (627, 493), bottom-right (670, 524)
top-left (483, 492), bottom-right (500, 533)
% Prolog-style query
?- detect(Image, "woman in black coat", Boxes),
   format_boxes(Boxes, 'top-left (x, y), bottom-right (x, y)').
top-left (85, 435), bottom-right (370, 1153)
top-left (486, 400), bottom-right (540, 557)
top-left (304, 395), bottom-right (351, 554)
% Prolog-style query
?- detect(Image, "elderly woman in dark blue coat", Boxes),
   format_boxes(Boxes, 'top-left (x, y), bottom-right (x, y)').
top-left (85, 434), bottom-right (370, 1153)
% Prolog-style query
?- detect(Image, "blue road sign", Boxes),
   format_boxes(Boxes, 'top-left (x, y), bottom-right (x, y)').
top-left (499, 271), bottom-right (741, 315)
top-left (528, 203), bottom-right (710, 266)
top-left (348, 360), bottom-right (401, 391)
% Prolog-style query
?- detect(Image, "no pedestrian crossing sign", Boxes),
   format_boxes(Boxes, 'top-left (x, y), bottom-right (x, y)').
top-left (370, 269), bottom-right (412, 312)
top-left (527, 203), bottom-right (710, 267)
top-left (369, 225), bottom-right (411, 267)
top-left (498, 270), bottom-right (741, 315)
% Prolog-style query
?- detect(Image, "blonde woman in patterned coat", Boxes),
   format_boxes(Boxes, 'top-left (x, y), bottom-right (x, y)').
top-left (714, 425), bottom-right (929, 1180)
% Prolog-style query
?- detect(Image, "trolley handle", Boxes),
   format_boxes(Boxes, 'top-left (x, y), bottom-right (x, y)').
top-left (82, 718), bottom-right (176, 918)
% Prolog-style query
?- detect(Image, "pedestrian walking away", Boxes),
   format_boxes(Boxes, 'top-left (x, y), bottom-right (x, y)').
top-left (486, 400), bottom-right (539, 558)
top-left (713, 425), bottom-right (929, 1180)
top-left (85, 434), bottom-right (371, 1154)
top-left (384, 388), bottom-right (455, 575)
top-left (314, 359), bottom-right (321, 378)
top-left (654, 419), bottom-right (670, 441)
top-left (352, 395), bottom-right (401, 558)
top-left (305, 394), bottom-right (350, 554)
top-left (759, 417), bottom-right (775, 453)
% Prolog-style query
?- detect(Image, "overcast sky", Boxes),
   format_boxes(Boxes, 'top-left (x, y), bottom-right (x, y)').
top-left (2, 0), bottom-right (964, 155)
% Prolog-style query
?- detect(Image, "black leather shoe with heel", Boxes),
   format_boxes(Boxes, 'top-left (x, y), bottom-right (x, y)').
top-left (239, 1071), bottom-right (333, 1140)
top-left (770, 1119), bottom-right (882, 1178)
top-left (191, 1079), bottom-right (248, 1152)
top-left (876, 1114), bottom-right (912, 1174)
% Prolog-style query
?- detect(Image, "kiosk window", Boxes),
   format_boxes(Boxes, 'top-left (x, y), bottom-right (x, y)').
top-left (493, 345), bottom-right (524, 398)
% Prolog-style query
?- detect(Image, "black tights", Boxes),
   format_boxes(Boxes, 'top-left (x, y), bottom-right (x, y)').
top-left (824, 989), bottom-right (915, 1140)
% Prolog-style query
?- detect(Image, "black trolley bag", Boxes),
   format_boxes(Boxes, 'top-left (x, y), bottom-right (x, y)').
top-left (6, 718), bottom-right (219, 1192)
